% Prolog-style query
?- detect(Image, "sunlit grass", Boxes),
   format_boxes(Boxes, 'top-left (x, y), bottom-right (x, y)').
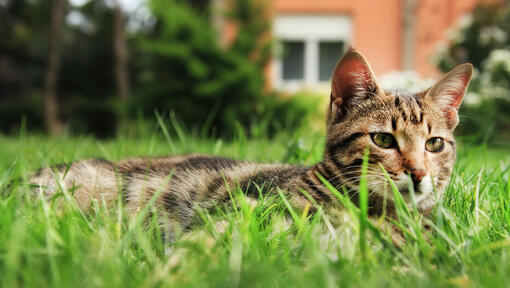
top-left (0, 121), bottom-right (509, 287)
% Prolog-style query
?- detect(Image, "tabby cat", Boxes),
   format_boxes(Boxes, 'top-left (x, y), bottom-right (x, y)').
top-left (30, 49), bottom-right (473, 236)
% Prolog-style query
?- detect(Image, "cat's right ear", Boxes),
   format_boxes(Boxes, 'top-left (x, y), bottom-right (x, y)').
top-left (424, 63), bottom-right (473, 129)
top-left (329, 49), bottom-right (382, 124)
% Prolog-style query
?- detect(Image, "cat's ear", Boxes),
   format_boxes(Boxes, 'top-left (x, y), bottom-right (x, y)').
top-left (424, 63), bottom-right (473, 128)
top-left (329, 49), bottom-right (382, 123)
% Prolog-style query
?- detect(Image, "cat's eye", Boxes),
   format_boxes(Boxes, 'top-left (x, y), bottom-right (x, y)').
top-left (371, 133), bottom-right (396, 149)
top-left (425, 137), bottom-right (444, 152)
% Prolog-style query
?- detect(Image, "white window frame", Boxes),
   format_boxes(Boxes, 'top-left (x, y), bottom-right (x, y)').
top-left (272, 14), bottom-right (352, 92)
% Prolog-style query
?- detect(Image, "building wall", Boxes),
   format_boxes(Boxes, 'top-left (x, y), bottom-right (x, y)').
top-left (213, 0), bottom-right (498, 90)
top-left (272, 0), bottom-right (493, 79)
top-left (273, 0), bottom-right (402, 77)
top-left (415, 0), bottom-right (485, 76)
top-left (272, 14), bottom-right (353, 90)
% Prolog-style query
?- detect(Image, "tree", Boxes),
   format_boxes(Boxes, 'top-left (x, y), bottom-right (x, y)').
top-left (227, 0), bottom-right (272, 70)
top-left (401, 0), bottom-right (416, 70)
top-left (113, 2), bottom-right (130, 132)
top-left (132, 0), bottom-right (267, 137)
top-left (435, 3), bottom-right (509, 72)
top-left (44, 0), bottom-right (65, 135)
top-left (0, 0), bottom-right (118, 136)
top-left (434, 2), bottom-right (510, 143)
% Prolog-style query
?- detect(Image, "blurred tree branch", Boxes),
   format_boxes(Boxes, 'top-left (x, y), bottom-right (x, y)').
top-left (44, 0), bottom-right (65, 135)
top-left (402, 0), bottom-right (417, 70)
top-left (226, 0), bottom-right (272, 70)
top-left (113, 3), bottom-right (130, 133)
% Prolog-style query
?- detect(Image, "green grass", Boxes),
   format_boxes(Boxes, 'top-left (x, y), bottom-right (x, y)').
top-left (0, 124), bottom-right (509, 288)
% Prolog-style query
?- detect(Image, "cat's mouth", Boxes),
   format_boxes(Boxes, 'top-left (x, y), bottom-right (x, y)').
top-left (341, 172), bottom-right (437, 209)
top-left (363, 174), bottom-right (436, 209)
top-left (398, 187), bottom-right (432, 205)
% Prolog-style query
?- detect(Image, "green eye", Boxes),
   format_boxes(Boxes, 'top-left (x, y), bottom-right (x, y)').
top-left (425, 137), bottom-right (444, 152)
top-left (371, 133), bottom-right (396, 149)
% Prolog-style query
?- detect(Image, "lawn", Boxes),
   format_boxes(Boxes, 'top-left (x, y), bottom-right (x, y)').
top-left (0, 123), bottom-right (509, 288)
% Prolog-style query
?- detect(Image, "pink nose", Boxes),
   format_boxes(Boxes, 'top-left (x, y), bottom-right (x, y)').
top-left (409, 168), bottom-right (426, 184)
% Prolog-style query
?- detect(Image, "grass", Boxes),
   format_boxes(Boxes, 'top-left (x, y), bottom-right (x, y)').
top-left (0, 122), bottom-right (509, 288)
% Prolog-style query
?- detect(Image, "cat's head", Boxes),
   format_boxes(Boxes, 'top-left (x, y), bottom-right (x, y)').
top-left (324, 49), bottom-right (472, 211)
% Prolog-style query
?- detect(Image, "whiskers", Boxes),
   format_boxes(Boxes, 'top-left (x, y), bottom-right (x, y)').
top-left (312, 165), bottom-right (396, 200)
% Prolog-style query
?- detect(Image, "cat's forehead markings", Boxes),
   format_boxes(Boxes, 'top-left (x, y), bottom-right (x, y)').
top-left (369, 125), bottom-right (391, 133)
top-left (394, 118), bottom-right (426, 136)
top-left (391, 93), bottom-right (427, 128)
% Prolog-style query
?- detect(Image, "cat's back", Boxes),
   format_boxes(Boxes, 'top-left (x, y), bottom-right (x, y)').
top-left (118, 154), bottom-right (243, 175)
top-left (29, 154), bottom-right (301, 212)
top-left (119, 154), bottom-right (299, 209)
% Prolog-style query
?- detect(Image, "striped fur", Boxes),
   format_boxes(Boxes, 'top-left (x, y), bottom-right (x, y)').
top-left (30, 155), bottom-right (320, 232)
top-left (29, 49), bottom-right (473, 237)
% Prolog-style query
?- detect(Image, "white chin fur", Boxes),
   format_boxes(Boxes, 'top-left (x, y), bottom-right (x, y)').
top-left (367, 174), bottom-right (436, 209)
top-left (414, 175), bottom-right (433, 204)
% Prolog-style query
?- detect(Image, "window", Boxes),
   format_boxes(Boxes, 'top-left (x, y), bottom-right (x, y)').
top-left (319, 41), bottom-right (345, 81)
top-left (273, 14), bottom-right (352, 90)
top-left (282, 41), bottom-right (305, 80)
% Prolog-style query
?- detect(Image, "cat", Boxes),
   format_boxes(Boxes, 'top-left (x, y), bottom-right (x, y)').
top-left (29, 49), bottom-right (473, 238)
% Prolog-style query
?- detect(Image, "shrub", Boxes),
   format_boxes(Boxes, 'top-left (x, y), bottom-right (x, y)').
top-left (131, 0), bottom-right (268, 138)
top-left (434, 3), bottom-right (510, 144)
top-left (434, 3), bottom-right (509, 72)
top-left (455, 49), bottom-right (510, 144)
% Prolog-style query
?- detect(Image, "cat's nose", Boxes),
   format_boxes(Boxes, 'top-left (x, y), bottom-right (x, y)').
top-left (409, 168), bottom-right (426, 184)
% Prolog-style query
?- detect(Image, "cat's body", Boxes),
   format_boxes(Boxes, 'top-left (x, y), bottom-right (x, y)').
top-left (30, 155), bottom-right (320, 228)
top-left (29, 50), bottom-right (473, 239)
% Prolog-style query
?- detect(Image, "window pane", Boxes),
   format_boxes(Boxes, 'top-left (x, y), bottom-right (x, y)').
top-left (319, 41), bottom-right (344, 81)
top-left (282, 41), bottom-right (304, 80)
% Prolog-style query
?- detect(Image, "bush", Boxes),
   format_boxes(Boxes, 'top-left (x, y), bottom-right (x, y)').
top-left (247, 91), bottom-right (323, 138)
top-left (0, 0), bottom-right (118, 136)
top-left (455, 49), bottom-right (510, 144)
top-left (131, 0), bottom-right (269, 138)
top-left (434, 3), bottom-right (510, 144)
top-left (0, 0), bottom-right (320, 138)
top-left (434, 3), bottom-right (509, 72)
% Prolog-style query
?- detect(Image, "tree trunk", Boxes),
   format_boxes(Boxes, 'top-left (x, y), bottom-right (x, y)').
top-left (402, 0), bottom-right (417, 71)
top-left (113, 5), bottom-right (130, 133)
top-left (44, 0), bottom-right (65, 135)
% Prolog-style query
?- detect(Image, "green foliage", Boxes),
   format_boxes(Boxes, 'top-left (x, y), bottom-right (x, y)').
top-left (0, 131), bottom-right (509, 287)
top-left (0, 0), bottom-right (119, 136)
top-left (457, 97), bottom-right (510, 144)
top-left (1, 0), bottom-right (319, 138)
top-left (247, 91), bottom-right (322, 138)
top-left (59, 1), bottom-right (118, 136)
top-left (132, 0), bottom-right (270, 137)
top-left (434, 2), bottom-right (510, 144)
top-left (226, 0), bottom-right (272, 69)
top-left (435, 3), bottom-right (510, 72)
top-left (455, 49), bottom-right (510, 144)
top-left (0, 0), bottom-right (50, 132)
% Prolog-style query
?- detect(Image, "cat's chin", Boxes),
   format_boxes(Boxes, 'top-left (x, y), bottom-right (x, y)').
top-left (368, 180), bottom-right (438, 211)
top-left (415, 197), bottom-right (437, 212)
top-left (371, 189), bottom-right (434, 209)
top-left (402, 190), bottom-right (436, 209)
top-left (342, 175), bottom-right (440, 212)
top-left (388, 174), bottom-right (437, 208)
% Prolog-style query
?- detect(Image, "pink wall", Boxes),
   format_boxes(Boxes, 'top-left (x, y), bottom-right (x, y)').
top-left (272, 0), bottom-right (494, 77)
top-left (273, 0), bottom-right (402, 76)
top-left (415, 0), bottom-right (489, 76)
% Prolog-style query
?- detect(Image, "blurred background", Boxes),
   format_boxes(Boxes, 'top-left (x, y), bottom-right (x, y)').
top-left (0, 0), bottom-right (509, 144)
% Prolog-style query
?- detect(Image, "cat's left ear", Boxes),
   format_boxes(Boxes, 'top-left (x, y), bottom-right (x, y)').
top-left (329, 49), bottom-right (383, 124)
top-left (424, 63), bottom-right (473, 128)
